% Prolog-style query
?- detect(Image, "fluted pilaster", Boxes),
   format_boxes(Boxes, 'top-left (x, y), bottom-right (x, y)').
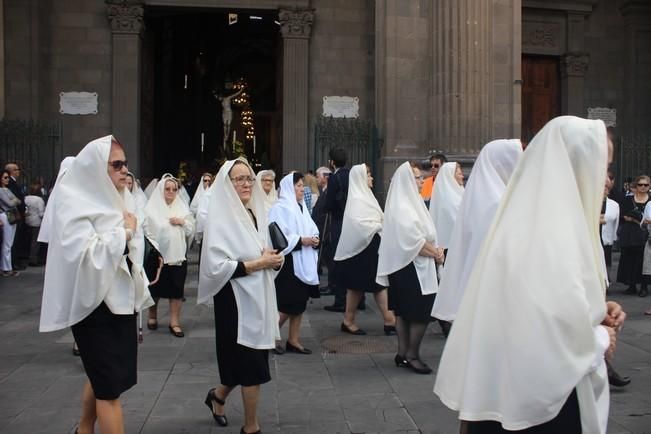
top-left (432, 0), bottom-right (492, 154)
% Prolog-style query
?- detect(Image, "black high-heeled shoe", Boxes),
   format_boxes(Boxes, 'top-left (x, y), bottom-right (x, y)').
top-left (384, 325), bottom-right (396, 336)
top-left (204, 388), bottom-right (228, 426)
top-left (341, 322), bottom-right (366, 335)
top-left (394, 354), bottom-right (408, 367)
top-left (406, 359), bottom-right (433, 374)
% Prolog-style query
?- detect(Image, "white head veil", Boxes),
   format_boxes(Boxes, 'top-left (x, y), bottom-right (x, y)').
top-left (335, 164), bottom-right (383, 261)
top-left (432, 140), bottom-right (522, 321)
top-left (144, 178), bottom-right (158, 198)
top-left (144, 176), bottom-right (194, 264)
top-left (190, 173), bottom-right (213, 215)
top-left (429, 162), bottom-right (465, 248)
top-left (127, 171), bottom-right (148, 221)
top-left (376, 162), bottom-right (439, 294)
top-left (40, 136), bottom-right (153, 332)
top-left (198, 158), bottom-right (280, 349)
top-left (268, 173), bottom-right (320, 285)
top-left (38, 156), bottom-right (75, 243)
top-left (256, 170), bottom-right (278, 214)
top-left (434, 117), bottom-right (609, 433)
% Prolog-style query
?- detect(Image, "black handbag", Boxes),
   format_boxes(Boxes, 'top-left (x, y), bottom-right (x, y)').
top-left (268, 222), bottom-right (288, 252)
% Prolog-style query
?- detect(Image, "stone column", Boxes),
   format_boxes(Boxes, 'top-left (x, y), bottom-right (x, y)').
top-left (0, 0), bottom-right (5, 120)
top-left (279, 8), bottom-right (313, 172)
top-left (107, 0), bottom-right (144, 173)
top-left (619, 0), bottom-right (651, 136)
top-left (432, 0), bottom-right (493, 155)
top-left (560, 52), bottom-right (589, 116)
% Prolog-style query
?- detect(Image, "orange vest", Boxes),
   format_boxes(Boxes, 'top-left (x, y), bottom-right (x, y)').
top-left (421, 176), bottom-right (434, 200)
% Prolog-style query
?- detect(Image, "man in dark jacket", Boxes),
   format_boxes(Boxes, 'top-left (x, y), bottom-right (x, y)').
top-left (5, 163), bottom-right (27, 270)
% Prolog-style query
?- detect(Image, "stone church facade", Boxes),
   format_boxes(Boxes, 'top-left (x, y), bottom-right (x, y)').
top-left (1, 0), bottom-right (649, 187)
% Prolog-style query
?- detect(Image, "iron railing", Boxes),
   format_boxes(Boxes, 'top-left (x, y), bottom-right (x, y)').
top-left (613, 135), bottom-right (651, 189)
top-left (0, 119), bottom-right (63, 191)
top-left (313, 117), bottom-right (380, 174)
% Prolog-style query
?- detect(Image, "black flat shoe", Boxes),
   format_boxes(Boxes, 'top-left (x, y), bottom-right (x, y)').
top-left (204, 388), bottom-right (228, 426)
top-left (285, 342), bottom-right (312, 354)
top-left (384, 325), bottom-right (396, 336)
top-left (169, 325), bottom-right (184, 337)
top-left (147, 319), bottom-right (158, 330)
top-left (341, 323), bottom-right (367, 335)
top-left (272, 344), bottom-right (285, 355)
top-left (406, 359), bottom-right (433, 374)
top-left (240, 428), bottom-right (261, 434)
top-left (394, 354), bottom-right (408, 367)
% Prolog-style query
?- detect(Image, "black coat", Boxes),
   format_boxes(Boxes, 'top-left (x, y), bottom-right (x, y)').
top-left (324, 167), bottom-right (349, 246)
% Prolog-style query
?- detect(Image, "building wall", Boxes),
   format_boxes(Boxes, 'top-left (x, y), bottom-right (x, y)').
top-left (4, 0), bottom-right (113, 157)
top-left (307, 0), bottom-right (375, 169)
top-left (582, 0), bottom-right (626, 124)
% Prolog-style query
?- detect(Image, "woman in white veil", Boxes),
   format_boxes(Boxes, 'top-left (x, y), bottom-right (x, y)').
top-left (39, 136), bottom-right (153, 433)
top-left (198, 158), bottom-right (283, 434)
top-left (435, 117), bottom-right (616, 434)
top-left (190, 172), bottom-right (214, 215)
top-left (432, 139), bottom-right (522, 322)
top-left (429, 162), bottom-right (465, 249)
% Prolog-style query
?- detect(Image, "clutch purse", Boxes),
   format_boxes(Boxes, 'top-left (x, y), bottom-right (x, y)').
top-left (269, 222), bottom-right (288, 252)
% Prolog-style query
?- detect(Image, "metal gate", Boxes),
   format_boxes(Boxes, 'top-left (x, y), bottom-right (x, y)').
top-left (614, 135), bottom-right (651, 188)
top-left (0, 119), bottom-right (63, 189)
top-left (313, 117), bottom-right (380, 173)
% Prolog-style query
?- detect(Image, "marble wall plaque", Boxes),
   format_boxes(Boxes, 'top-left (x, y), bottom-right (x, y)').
top-left (59, 92), bottom-right (98, 115)
top-left (322, 96), bottom-right (359, 118)
top-left (588, 107), bottom-right (616, 127)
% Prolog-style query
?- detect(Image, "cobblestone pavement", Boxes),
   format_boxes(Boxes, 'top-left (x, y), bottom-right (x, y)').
top-left (1, 251), bottom-right (650, 433)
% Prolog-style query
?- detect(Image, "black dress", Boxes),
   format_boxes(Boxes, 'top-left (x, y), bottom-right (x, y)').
top-left (465, 389), bottom-right (581, 433)
top-left (213, 263), bottom-right (271, 387)
top-left (275, 242), bottom-right (317, 315)
top-left (149, 261), bottom-right (187, 299)
top-left (617, 196), bottom-right (649, 286)
top-left (335, 233), bottom-right (383, 293)
top-left (71, 302), bottom-right (137, 400)
top-left (388, 262), bottom-right (434, 322)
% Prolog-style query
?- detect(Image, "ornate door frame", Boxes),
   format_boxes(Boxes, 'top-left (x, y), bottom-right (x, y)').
top-left (105, 0), bottom-right (314, 175)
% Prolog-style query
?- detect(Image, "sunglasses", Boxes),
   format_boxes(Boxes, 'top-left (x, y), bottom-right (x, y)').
top-left (108, 160), bottom-right (128, 171)
top-left (203, 179), bottom-right (211, 183)
top-left (638, 183), bottom-right (649, 187)
top-left (432, 164), bottom-right (441, 169)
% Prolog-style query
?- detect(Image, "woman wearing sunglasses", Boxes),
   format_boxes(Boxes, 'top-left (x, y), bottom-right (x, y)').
top-left (40, 136), bottom-right (153, 434)
top-left (617, 174), bottom-right (650, 297)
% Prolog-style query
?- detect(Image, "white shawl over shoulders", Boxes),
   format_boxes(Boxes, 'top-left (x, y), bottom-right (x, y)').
top-left (198, 158), bottom-right (280, 349)
top-left (376, 162), bottom-right (438, 294)
top-left (435, 116), bottom-right (610, 433)
top-left (38, 156), bottom-right (75, 243)
top-left (39, 136), bottom-right (153, 332)
top-left (144, 176), bottom-right (195, 264)
top-left (432, 140), bottom-right (522, 321)
top-left (268, 173), bottom-right (320, 285)
top-left (429, 162), bottom-right (464, 248)
top-left (335, 164), bottom-right (383, 261)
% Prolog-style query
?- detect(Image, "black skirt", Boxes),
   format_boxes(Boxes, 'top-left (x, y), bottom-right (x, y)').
top-left (71, 302), bottom-right (137, 400)
top-left (617, 245), bottom-right (645, 285)
top-left (275, 254), bottom-right (316, 315)
top-left (213, 284), bottom-right (271, 387)
top-left (465, 389), bottom-right (581, 433)
top-left (149, 261), bottom-right (187, 299)
top-left (388, 262), bottom-right (434, 322)
top-left (334, 233), bottom-right (384, 293)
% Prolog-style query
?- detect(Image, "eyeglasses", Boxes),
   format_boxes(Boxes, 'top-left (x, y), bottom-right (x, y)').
top-left (108, 160), bottom-right (128, 171)
top-left (230, 176), bottom-right (255, 186)
top-left (261, 178), bottom-right (274, 183)
top-left (638, 183), bottom-right (649, 187)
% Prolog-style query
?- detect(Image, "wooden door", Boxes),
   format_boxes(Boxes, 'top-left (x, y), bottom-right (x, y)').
top-left (522, 55), bottom-right (561, 142)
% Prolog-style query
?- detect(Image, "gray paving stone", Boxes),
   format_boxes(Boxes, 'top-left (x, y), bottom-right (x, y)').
top-left (0, 250), bottom-right (649, 433)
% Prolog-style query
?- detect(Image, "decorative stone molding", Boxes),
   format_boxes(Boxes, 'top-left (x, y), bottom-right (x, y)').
top-left (523, 22), bottom-right (560, 49)
top-left (278, 8), bottom-right (314, 39)
top-left (561, 52), bottom-right (590, 77)
top-left (107, 0), bottom-right (144, 35)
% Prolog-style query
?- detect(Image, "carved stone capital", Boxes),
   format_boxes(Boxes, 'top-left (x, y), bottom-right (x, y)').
top-left (561, 52), bottom-right (590, 77)
top-left (107, 0), bottom-right (144, 35)
top-left (279, 9), bottom-right (314, 39)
